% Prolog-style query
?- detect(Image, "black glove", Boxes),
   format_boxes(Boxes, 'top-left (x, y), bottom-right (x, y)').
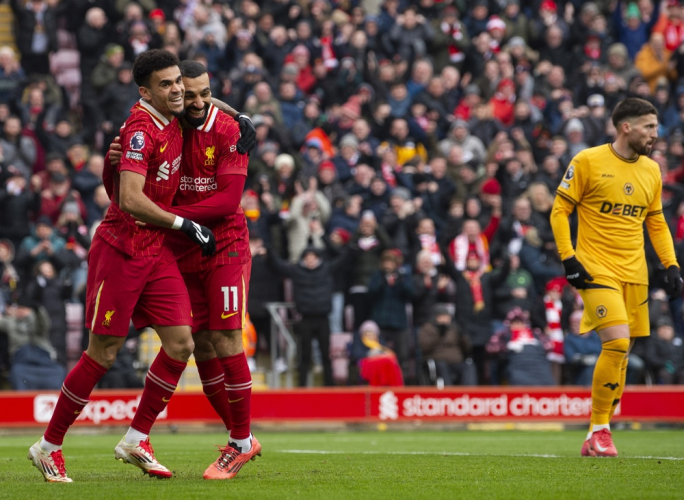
top-left (664, 265), bottom-right (683, 300)
top-left (234, 113), bottom-right (256, 155)
top-left (562, 256), bottom-right (593, 289)
top-left (179, 218), bottom-right (216, 257)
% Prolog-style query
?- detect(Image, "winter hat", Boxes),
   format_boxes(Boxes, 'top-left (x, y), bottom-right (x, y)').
top-left (318, 160), bottom-right (336, 173)
top-left (339, 134), bottom-right (359, 149)
top-left (274, 154), bottom-right (295, 171)
top-left (486, 16), bottom-right (506, 32)
top-left (332, 227), bottom-right (351, 244)
top-left (480, 178), bottom-right (502, 195)
top-left (545, 277), bottom-right (567, 293)
top-left (391, 187), bottom-right (411, 201)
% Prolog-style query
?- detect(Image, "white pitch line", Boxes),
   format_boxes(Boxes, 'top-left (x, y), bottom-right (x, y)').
top-left (277, 449), bottom-right (684, 461)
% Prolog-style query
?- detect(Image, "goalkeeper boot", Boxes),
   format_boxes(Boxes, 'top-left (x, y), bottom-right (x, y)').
top-left (581, 439), bottom-right (591, 457)
top-left (114, 436), bottom-right (172, 478)
top-left (588, 429), bottom-right (618, 457)
top-left (28, 440), bottom-right (73, 483)
top-left (203, 435), bottom-right (262, 480)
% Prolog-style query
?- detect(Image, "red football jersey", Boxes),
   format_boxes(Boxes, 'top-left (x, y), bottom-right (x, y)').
top-left (172, 104), bottom-right (249, 272)
top-left (99, 99), bottom-right (184, 257)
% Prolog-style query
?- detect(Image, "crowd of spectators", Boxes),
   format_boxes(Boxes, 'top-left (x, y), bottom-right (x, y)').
top-left (2, 0), bottom-right (684, 389)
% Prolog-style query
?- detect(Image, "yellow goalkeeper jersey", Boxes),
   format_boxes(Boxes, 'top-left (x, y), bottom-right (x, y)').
top-left (551, 143), bottom-right (677, 285)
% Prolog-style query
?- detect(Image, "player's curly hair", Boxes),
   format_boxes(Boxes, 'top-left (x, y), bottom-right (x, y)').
top-left (132, 49), bottom-right (181, 88)
top-left (179, 60), bottom-right (208, 79)
top-left (611, 98), bottom-right (658, 128)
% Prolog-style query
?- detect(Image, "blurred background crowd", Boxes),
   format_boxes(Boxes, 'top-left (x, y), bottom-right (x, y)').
top-left (1, 0), bottom-right (684, 390)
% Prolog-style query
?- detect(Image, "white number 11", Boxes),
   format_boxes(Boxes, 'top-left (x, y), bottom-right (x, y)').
top-left (221, 286), bottom-right (238, 312)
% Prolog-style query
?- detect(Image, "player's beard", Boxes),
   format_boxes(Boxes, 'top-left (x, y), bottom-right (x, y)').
top-left (183, 103), bottom-right (209, 127)
top-left (631, 138), bottom-right (652, 156)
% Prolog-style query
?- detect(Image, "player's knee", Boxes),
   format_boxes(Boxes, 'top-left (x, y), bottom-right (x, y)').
top-left (193, 333), bottom-right (216, 361)
top-left (86, 345), bottom-right (119, 369)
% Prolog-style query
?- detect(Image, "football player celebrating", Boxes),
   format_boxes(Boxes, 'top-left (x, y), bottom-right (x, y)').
top-left (110, 60), bottom-right (259, 480)
top-left (28, 50), bottom-right (216, 482)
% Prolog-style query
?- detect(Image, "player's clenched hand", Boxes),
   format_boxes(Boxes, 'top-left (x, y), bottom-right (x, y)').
top-left (562, 256), bottom-right (593, 289)
top-left (234, 113), bottom-right (256, 155)
top-left (179, 218), bottom-right (216, 257)
top-left (108, 136), bottom-right (122, 166)
top-left (664, 265), bottom-right (683, 300)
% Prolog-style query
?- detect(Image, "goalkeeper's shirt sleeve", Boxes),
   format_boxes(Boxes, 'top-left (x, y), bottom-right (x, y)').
top-left (550, 193), bottom-right (576, 261)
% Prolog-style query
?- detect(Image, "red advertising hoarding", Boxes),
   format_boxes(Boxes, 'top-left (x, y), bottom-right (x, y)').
top-left (0, 387), bottom-right (682, 427)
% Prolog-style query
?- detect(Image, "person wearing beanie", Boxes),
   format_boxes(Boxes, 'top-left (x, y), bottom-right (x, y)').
top-left (92, 44), bottom-right (125, 94)
top-left (418, 304), bottom-right (476, 385)
top-left (351, 319), bottom-right (404, 386)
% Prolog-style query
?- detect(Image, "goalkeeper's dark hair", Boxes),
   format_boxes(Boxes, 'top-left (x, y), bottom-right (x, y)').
top-left (611, 98), bottom-right (658, 128)
top-left (132, 49), bottom-right (181, 88)
top-left (179, 60), bottom-right (208, 79)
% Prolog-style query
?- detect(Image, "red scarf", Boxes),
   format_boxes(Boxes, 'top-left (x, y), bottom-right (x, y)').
top-left (441, 21), bottom-right (465, 63)
top-left (544, 294), bottom-right (565, 363)
top-left (464, 270), bottom-right (484, 312)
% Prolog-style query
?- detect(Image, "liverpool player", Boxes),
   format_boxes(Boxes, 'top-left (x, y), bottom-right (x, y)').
top-left (551, 98), bottom-right (682, 457)
top-left (110, 60), bottom-right (259, 479)
top-left (28, 50), bottom-right (216, 482)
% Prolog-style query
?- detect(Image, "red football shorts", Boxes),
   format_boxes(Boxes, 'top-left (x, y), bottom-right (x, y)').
top-left (182, 260), bottom-right (251, 334)
top-left (85, 235), bottom-right (193, 337)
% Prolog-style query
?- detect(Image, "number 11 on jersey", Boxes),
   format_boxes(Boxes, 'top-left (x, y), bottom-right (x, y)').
top-left (221, 286), bottom-right (238, 312)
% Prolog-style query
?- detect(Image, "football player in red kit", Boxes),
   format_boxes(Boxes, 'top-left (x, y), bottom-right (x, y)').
top-left (110, 60), bottom-right (259, 480)
top-left (28, 50), bottom-right (218, 482)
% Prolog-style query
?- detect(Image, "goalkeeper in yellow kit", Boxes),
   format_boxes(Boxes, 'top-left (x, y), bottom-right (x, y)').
top-left (550, 98), bottom-right (682, 457)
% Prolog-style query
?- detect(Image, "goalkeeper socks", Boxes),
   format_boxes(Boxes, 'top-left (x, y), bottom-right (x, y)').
top-left (197, 357), bottom-right (231, 431)
top-left (131, 348), bottom-right (186, 435)
top-left (609, 356), bottom-right (629, 421)
top-left (220, 352), bottom-right (252, 440)
top-left (44, 352), bottom-right (107, 446)
top-left (591, 338), bottom-right (630, 426)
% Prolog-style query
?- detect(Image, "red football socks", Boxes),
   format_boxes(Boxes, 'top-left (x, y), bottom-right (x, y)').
top-left (44, 352), bottom-right (108, 445)
top-left (196, 357), bottom-right (231, 431)
top-left (130, 348), bottom-right (186, 434)
top-left (220, 353), bottom-right (252, 440)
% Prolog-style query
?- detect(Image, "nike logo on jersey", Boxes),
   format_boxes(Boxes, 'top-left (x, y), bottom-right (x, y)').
top-left (162, 397), bottom-right (171, 402)
top-left (193, 222), bottom-right (209, 243)
top-left (160, 142), bottom-right (168, 153)
top-left (228, 397), bottom-right (244, 403)
top-left (222, 312), bottom-right (238, 319)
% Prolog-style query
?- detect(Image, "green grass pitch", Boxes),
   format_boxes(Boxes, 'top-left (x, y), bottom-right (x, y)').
top-left (1, 429), bottom-right (683, 499)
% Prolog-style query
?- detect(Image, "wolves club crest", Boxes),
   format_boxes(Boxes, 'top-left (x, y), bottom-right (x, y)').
top-left (130, 131), bottom-right (145, 151)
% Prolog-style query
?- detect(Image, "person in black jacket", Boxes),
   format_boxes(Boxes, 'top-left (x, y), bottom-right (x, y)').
top-left (25, 259), bottom-right (71, 366)
top-left (368, 249), bottom-right (414, 379)
top-left (646, 316), bottom-right (684, 384)
top-left (247, 236), bottom-right (282, 355)
top-left (10, 0), bottom-right (59, 76)
top-left (267, 245), bottom-right (348, 387)
top-left (0, 171), bottom-right (41, 250)
top-left (441, 247), bottom-right (509, 384)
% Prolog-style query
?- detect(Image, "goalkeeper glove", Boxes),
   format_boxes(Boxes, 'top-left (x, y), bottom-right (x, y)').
top-left (562, 256), bottom-right (593, 290)
top-left (664, 265), bottom-right (683, 300)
